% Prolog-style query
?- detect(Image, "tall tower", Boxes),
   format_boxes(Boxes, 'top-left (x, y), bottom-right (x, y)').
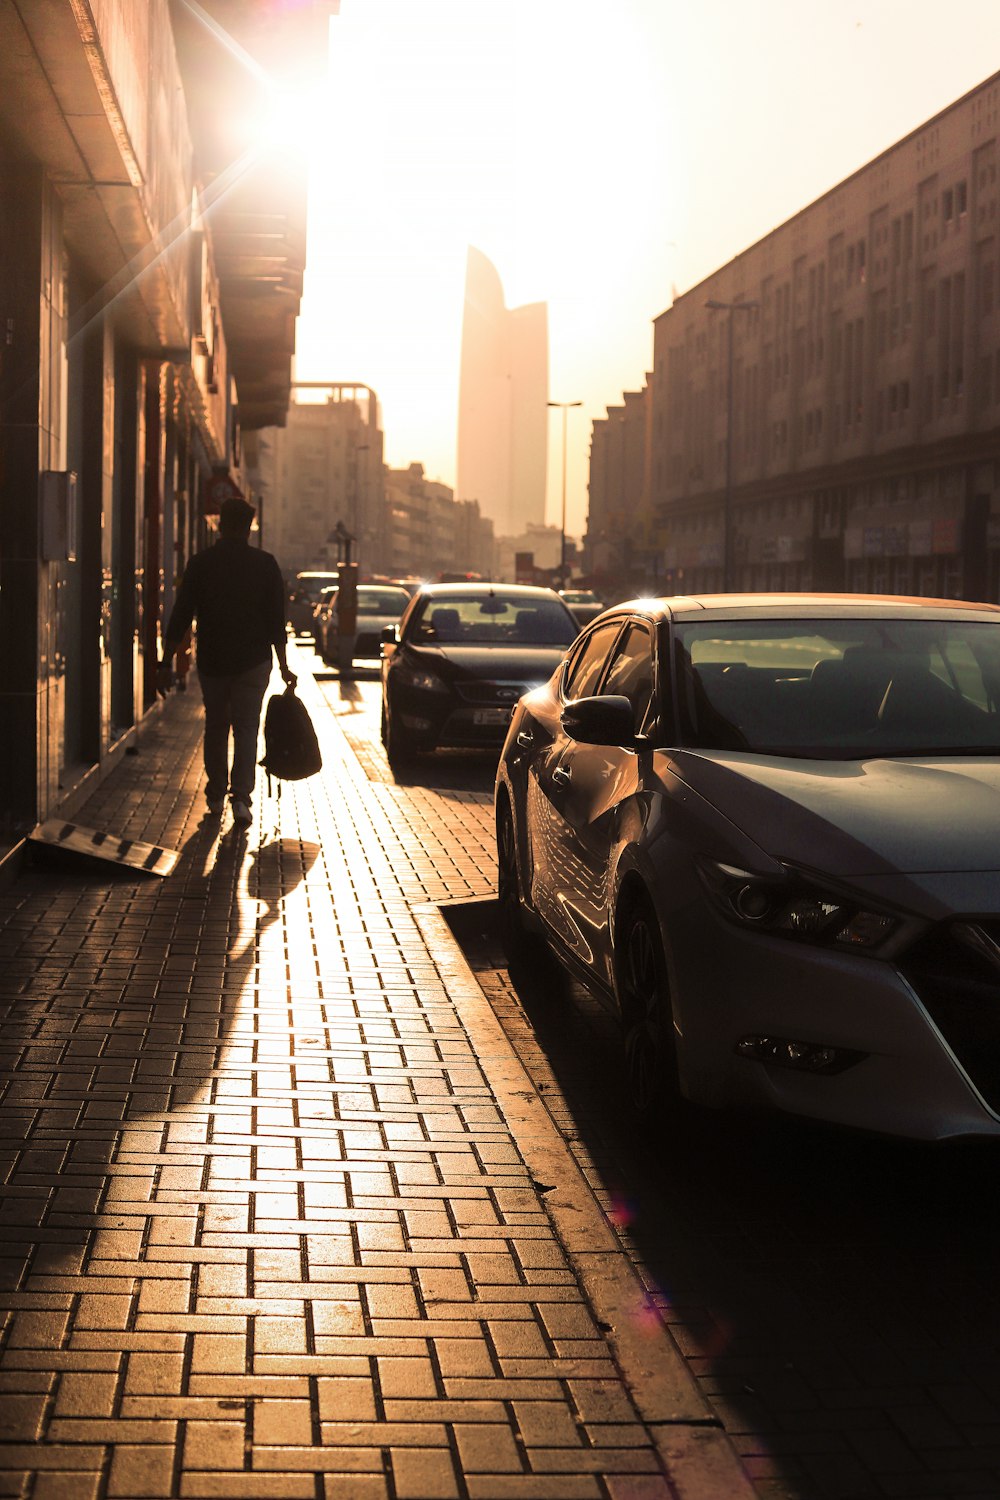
top-left (456, 248), bottom-right (548, 537)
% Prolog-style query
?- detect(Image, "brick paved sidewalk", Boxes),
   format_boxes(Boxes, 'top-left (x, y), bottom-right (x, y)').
top-left (0, 654), bottom-right (752, 1500)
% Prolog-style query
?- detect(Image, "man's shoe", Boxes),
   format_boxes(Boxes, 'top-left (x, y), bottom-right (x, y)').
top-left (206, 797), bottom-right (225, 815)
top-left (232, 799), bottom-right (252, 827)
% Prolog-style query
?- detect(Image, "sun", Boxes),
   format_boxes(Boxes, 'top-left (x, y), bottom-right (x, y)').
top-left (250, 81), bottom-right (325, 157)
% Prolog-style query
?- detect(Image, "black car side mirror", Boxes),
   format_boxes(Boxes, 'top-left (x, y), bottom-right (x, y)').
top-left (561, 694), bottom-right (638, 746)
top-left (381, 624), bottom-right (399, 644)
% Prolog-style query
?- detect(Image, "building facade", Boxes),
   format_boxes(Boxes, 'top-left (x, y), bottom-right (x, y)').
top-left (0, 0), bottom-right (330, 839)
top-left (456, 246), bottom-right (548, 539)
top-left (252, 388), bottom-right (385, 576)
top-left (585, 382), bottom-right (653, 597)
top-left (637, 71), bottom-right (1000, 600)
top-left (383, 464), bottom-right (495, 581)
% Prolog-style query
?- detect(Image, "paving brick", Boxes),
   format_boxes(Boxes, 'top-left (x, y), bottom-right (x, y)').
top-left (377, 1353), bottom-right (440, 1399)
top-left (0, 669), bottom-right (744, 1500)
top-left (315, 1375), bottom-right (378, 1423)
top-left (320, 1477), bottom-right (390, 1500)
top-left (184, 1420), bottom-right (246, 1470)
top-left (252, 1399), bottom-right (313, 1446)
top-left (512, 1401), bottom-right (583, 1448)
top-left (465, 1479), bottom-right (601, 1499)
top-left (0, 1394), bottom-right (47, 1441)
top-left (32, 1477), bottom-right (102, 1500)
top-left (125, 1352), bottom-right (186, 1394)
top-left (390, 1447), bottom-right (461, 1499)
top-left (487, 1320), bottom-right (550, 1360)
top-left (454, 1423), bottom-right (524, 1473)
top-left (5, 1311), bottom-right (70, 1349)
top-left (106, 1443), bottom-right (177, 1497)
top-left (182, 1478), bottom-right (315, 1498)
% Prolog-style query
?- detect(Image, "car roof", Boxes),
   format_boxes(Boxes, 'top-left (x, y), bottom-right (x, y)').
top-left (415, 582), bottom-right (565, 599)
top-left (604, 592), bottom-right (1000, 623)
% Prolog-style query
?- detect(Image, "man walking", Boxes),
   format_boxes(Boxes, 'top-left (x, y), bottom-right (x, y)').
top-left (156, 495), bottom-right (295, 827)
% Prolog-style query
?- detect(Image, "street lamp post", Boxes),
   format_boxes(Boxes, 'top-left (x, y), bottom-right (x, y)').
top-left (547, 400), bottom-right (582, 590)
top-left (704, 299), bottom-right (758, 590)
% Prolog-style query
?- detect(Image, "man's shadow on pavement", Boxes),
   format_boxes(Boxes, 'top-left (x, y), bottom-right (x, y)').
top-left (16, 818), bottom-right (319, 1269)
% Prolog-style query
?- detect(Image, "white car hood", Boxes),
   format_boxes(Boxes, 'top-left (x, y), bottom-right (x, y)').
top-left (670, 751), bottom-right (1000, 876)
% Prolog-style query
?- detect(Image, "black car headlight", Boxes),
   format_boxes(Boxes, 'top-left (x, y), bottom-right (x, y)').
top-left (395, 661), bottom-right (449, 693)
top-left (698, 859), bottom-right (899, 953)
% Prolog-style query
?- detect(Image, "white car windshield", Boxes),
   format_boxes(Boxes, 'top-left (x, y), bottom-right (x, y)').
top-left (674, 618), bottom-right (1000, 758)
top-left (357, 588), bottom-right (410, 616)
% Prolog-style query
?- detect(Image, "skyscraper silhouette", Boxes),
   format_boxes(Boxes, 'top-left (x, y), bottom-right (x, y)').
top-left (456, 247), bottom-right (548, 537)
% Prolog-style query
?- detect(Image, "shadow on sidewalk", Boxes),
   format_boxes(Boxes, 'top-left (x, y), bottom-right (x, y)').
top-left (445, 897), bottom-right (1000, 1500)
top-left (0, 816), bottom-right (319, 1267)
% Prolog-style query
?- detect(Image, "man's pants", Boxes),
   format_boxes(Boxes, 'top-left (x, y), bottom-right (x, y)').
top-left (198, 661), bottom-right (272, 805)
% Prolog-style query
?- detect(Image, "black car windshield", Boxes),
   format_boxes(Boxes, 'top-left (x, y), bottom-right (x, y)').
top-left (414, 592), bottom-right (578, 646)
top-left (674, 618), bottom-right (1000, 758)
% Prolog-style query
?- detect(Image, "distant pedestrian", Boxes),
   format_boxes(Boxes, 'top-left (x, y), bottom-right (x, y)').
top-left (156, 495), bottom-right (296, 827)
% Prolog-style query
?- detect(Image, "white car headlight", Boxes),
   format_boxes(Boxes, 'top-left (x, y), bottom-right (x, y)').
top-left (698, 859), bottom-right (900, 953)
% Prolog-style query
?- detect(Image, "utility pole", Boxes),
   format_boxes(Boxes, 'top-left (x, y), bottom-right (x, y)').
top-left (547, 400), bottom-right (582, 590)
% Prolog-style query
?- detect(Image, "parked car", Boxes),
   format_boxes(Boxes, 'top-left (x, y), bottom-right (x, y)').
top-left (558, 588), bottom-right (606, 627)
top-left (380, 583), bottom-right (579, 765)
top-left (288, 570), bottom-right (339, 636)
top-left (316, 584), bottom-right (412, 665)
top-left (495, 591), bottom-right (1000, 1141)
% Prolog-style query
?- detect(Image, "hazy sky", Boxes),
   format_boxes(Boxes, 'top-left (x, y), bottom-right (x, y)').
top-left (291, 0), bottom-right (1000, 541)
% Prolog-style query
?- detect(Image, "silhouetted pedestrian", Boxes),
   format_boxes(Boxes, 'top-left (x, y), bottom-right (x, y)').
top-left (156, 495), bottom-right (295, 826)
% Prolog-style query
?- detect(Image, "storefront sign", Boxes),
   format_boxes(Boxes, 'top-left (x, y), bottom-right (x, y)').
top-left (203, 472), bottom-right (244, 515)
top-left (932, 516), bottom-right (960, 554)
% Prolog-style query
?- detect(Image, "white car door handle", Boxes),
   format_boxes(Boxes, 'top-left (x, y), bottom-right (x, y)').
top-left (552, 765), bottom-right (572, 787)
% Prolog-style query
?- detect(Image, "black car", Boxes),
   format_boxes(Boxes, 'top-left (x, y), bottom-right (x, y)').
top-left (380, 583), bottom-right (579, 765)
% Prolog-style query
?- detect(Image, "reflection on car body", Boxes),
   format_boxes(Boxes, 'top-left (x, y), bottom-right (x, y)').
top-left (288, 570), bottom-right (339, 636)
top-left (315, 584), bottom-right (411, 665)
top-left (558, 588), bottom-right (606, 627)
top-left (380, 582), bottom-right (579, 766)
top-left (496, 591), bottom-right (1000, 1141)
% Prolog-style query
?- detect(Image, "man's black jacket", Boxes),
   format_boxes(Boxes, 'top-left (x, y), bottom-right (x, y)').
top-left (165, 537), bottom-right (286, 677)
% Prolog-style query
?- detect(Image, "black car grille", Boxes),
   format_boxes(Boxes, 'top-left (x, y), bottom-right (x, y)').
top-left (899, 919), bottom-right (1000, 1112)
top-left (454, 681), bottom-right (526, 706)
